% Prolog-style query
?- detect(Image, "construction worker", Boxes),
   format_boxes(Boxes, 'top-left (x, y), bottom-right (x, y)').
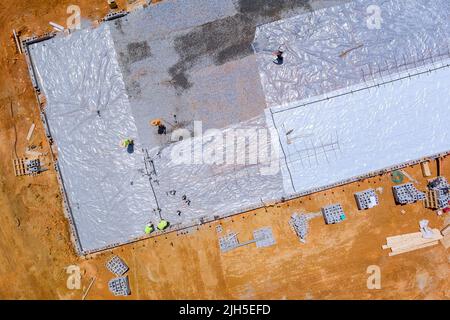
top-left (157, 220), bottom-right (169, 231)
top-left (273, 49), bottom-right (284, 65)
top-left (150, 118), bottom-right (167, 135)
top-left (121, 138), bottom-right (134, 148)
top-left (144, 223), bottom-right (154, 235)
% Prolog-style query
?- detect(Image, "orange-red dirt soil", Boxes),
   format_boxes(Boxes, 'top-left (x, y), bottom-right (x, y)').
top-left (0, 0), bottom-right (448, 299)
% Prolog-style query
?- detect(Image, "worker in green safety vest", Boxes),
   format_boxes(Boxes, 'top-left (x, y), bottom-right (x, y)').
top-left (157, 220), bottom-right (169, 231)
top-left (144, 224), bottom-right (154, 235)
top-left (121, 138), bottom-right (134, 148)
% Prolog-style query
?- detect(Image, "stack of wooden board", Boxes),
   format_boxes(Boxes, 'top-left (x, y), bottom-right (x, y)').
top-left (440, 224), bottom-right (450, 249)
top-left (383, 229), bottom-right (443, 256)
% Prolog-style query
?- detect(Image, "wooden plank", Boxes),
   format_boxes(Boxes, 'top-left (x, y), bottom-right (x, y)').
top-left (386, 232), bottom-right (424, 246)
top-left (386, 229), bottom-right (441, 246)
top-left (389, 236), bottom-right (442, 252)
top-left (388, 241), bottom-right (439, 256)
top-left (440, 234), bottom-right (450, 249)
top-left (441, 224), bottom-right (450, 236)
top-left (421, 161), bottom-right (432, 177)
top-left (82, 277), bottom-right (96, 300)
top-left (388, 230), bottom-right (442, 248)
top-left (26, 123), bottom-right (35, 141)
top-left (384, 229), bottom-right (442, 250)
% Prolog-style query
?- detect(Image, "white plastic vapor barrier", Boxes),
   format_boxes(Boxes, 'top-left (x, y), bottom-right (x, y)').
top-left (267, 60), bottom-right (450, 195)
top-left (26, 0), bottom-right (450, 253)
top-left (29, 25), bottom-right (156, 252)
top-left (253, 0), bottom-right (450, 108)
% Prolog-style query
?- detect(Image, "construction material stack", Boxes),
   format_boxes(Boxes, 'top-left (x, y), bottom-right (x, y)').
top-left (106, 256), bottom-right (129, 276)
top-left (354, 189), bottom-right (379, 210)
top-left (108, 276), bottom-right (131, 296)
top-left (321, 204), bottom-right (346, 225)
top-left (440, 223), bottom-right (450, 249)
top-left (106, 255), bottom-right (131, 296)
top-left (425, 176), bottom-right (450, 210)
top-left (382, 221), bottom-right (443, 256)
top-left (290, 213), bottom-right (309, 242)
top-left (392, 183), bottom-right (425, 205)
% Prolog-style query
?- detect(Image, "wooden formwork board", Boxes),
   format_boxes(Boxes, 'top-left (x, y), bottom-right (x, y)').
top-left (388, 241), bottom-right (439, 256)
top-left (383, 229), bottom-right (443, 256)
top-left (13, 158), bottom-right (27, 176)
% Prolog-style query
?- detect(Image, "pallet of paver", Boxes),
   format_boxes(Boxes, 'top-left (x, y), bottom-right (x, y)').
top-left (108, 275), bottom-right (131, 296)
top-left (354, 189), bottom-right (378, 210)
top-left (321, 204), bottom-right (346, 224)
top-left (106, 255), bottom-right (129, 276)
top-left (392, 183), bottom-right (425, 205)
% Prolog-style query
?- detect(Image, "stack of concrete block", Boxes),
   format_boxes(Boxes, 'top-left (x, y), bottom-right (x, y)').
top-left (106, 255), bottom-right (129, 276)
top-left (106, 255), bottom-right (131, 296)
top-left (440, 223), bottom-right (450, 249)
top-left (354, 189), bottom-right (379, 210)
top-left (427, 177), bottom-right (450, 209)
top-left (290, 214), bottom-right (309, 242)
top-left (108, 276), bottom-right (131, 296)
top-left (25, 159), bottom-right (41, 175)
top-left (321, 204), bottom-right (346, 225)
top-left (392, 183), bottom-right (425, 205)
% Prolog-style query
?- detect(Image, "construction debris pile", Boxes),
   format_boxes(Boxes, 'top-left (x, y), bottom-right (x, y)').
top-left (289, 214), bottom-right (309, 243)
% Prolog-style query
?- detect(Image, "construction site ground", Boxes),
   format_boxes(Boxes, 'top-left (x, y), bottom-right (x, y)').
top-left (0, 0), bottom-right (448, 300)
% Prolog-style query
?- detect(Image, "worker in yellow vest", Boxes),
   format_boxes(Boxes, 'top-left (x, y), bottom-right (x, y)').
top-left (157, 220), bottom-right (169, 231)
top-left (121, 138), bottom-right (134, 148)
top-left (144, 223), bottom-right (154, 235)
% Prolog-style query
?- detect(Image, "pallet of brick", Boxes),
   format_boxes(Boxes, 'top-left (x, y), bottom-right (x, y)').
top-left (321, 204), bottom-right (346, 225)
top-left (354, 189), bottom-right (378, 210)
top-left (106, 255), bottom-right (129, 276)
top-left (108, 275), bottom-right (131, 296)
top-left (383, 229), bottom-right (443, 256)
top-left (392, 183), bottom-right (425, 205)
